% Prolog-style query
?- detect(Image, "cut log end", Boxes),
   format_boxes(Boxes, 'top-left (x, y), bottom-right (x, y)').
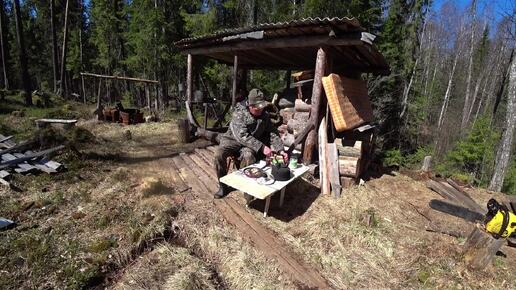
top-left (463, 226), bottom-right (505, 270)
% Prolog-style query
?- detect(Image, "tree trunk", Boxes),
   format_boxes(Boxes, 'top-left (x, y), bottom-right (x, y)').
top-left (303, 47), bottom-right (330, 165)
top-left (489, 51), bottom-right (516, 192)
top-left (461, 23), bottom-right (476, 130)
top-left (0, 0), bottom-right (9, 89)
top-left (79, 0), bottom-right (84, 102)
top-left (437, 53), bottom-right (459, 130)
top-left (401, 20), bottom-right (427, 119)
top-left (493, 48), bottom-right (514, 117)
top-left (50, 0), bottom-right (59, 93)
top-left (60, 0), bottom-right (70, 99)
top-left (13, 0), bottom-right (31, 105)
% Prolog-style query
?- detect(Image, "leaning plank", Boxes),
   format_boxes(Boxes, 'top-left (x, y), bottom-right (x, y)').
top-left (327, 143), bottom-right (341, 198)
top-left (427, 179), bottom-right (485, 214)
top-left (0, 135), bottom-right (13, 144)
top-left (0, 140), bottom-right (37, 155)
top-left (186, 152), bottom-right (331, 289)
top-left (446, 178), bottom-right (485, 213)
top-left (0, 145), bottom-right (66, 170)
top-left (318, 117), bottom-right (330, 195)
top-left (427, 180), bottom-right (461, 204)
top-left (463, 226), bottom-right (505, 270)
top-left (304, 47), bottom-right (330, 164)
top-left (286, 123), bottom-right (313, 155)
top-left (429, 199), bottom-right (484, 223)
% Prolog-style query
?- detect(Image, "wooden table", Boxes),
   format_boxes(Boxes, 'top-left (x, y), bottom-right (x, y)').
top-left (220, 160), bottom-right (309, 217)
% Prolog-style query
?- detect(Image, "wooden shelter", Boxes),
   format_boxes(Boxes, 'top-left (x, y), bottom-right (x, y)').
top-left (175, 17), bottom-right (390, 172)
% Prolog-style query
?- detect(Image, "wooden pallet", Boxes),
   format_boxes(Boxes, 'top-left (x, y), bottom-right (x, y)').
top-left (168, 146), bottom-right (331, 289)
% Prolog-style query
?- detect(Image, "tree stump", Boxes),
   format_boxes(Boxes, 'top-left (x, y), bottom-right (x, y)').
top-left (177, 118), bottom-right (191, 144)
top-left (463, 226), bottom-right (505, 270)
top-left (421, 155), bottom-right (432, 172)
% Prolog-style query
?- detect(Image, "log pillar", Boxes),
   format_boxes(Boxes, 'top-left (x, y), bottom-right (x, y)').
top-left (232, 55), bottom-right (238, 106)
top-left (463, 226), bottom-right (505, 270)
top-left (303, 47), bottom-right (331, 165)
top-left (186, 54), bottom-right (193, 103)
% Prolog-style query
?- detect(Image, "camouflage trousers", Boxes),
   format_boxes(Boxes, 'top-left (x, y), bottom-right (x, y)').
top-left (214, 138), bottom-right (258, 179)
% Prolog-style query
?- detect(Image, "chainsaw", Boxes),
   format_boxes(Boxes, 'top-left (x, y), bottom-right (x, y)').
top-left (484, 198), bottom-right (516, 239)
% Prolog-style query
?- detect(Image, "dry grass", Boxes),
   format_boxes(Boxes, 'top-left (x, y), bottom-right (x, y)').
top-left (242, 174), bottom-right (516, 289)
top-left (3, 117), bottom-right (515, 290)
top-left (114, 244), bottom-right (217, 290)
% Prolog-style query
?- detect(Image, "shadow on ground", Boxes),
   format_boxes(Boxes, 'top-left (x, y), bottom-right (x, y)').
top-left (246, 178), bottom-right (320, 222)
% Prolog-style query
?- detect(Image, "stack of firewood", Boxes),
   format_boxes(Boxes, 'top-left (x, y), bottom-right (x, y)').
top-left (334, 130), bottom-right (375, 187)
top-left (277, 71), bottom-right (314, 152)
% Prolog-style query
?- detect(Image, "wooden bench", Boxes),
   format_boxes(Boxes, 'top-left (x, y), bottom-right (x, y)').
top-left (35, 119), bottom-right (77, 129)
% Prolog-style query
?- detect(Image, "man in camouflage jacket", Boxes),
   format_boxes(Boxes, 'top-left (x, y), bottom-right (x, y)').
top-left (214, 88), bottom-right (286, 198)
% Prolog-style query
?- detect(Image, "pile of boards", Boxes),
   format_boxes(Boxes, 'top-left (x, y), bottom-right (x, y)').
top-left (0, 134), bottom-right (64, 187)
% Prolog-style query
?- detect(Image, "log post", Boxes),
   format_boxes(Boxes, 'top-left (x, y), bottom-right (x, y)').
top-left (186, 54), bottom-right (193, 103)
top-left (232, 55), bottom-right (238, 106)
top-left (421, 155), bottom-right (432, 172)
top-left (463, 226), bottom-right (505, 270)
top-left (303, 47), bottom-right (330, 165)
top-left (177, 118), bottom-right (190, 144)
top-left (285, 70), bottom-right (291, 90)
top-left (81, 75), bottom-right (86, 104)
top-left (203, 103), bottom-right (208, 129)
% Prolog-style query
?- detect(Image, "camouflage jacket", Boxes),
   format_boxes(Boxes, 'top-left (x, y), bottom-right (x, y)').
top-left (224, 103), bottom-right (284, 153)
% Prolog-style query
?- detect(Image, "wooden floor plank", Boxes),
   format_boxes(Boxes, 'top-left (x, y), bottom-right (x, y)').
top-left (184, 151), bottom-right (331, 289)
top-left (188, 153), bottom-right (218, 181)
top-left (157, 158), bottom-right (190, 193)
top-left (206, 146), bottom-right (217, 154)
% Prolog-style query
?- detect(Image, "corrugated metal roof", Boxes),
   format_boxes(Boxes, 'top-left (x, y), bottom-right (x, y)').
top-left (175, 17), bottom-right (363, 48)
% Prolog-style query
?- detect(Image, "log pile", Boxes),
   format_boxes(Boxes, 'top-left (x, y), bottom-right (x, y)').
top-left (277, 72), bottom-right (315, 153)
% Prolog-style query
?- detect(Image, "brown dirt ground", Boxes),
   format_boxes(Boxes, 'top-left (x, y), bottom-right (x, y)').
top-left (1, 120), bottom-right (515, 290)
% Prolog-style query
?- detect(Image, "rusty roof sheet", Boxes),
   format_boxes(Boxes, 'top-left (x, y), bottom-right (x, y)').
top-left (175, 17), bottom-right (363, 48)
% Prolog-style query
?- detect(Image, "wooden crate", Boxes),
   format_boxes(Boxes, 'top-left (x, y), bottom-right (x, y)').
top-left (322, 74), bottom-right (373, 132)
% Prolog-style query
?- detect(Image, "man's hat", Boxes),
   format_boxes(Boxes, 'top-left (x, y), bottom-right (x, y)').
top-left (248, 88), bottom-right (269, 109)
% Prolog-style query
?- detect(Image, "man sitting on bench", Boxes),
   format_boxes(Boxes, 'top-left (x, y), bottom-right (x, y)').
top-left (214, 88), bottom-right (287, 199)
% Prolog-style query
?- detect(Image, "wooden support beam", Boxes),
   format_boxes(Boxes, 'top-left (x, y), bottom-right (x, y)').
top-left (80, 72), bottom-right (159, 84)
top-left (186, 54), bottom-right (193, 103)
top-left (232, 55), bottom-right (238, 106)
top-left (183, 34), bottom-right (365, 55)
top-left (303, 47), bottom-right (330, 165)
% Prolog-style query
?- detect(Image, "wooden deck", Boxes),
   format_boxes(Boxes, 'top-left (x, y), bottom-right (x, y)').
top-left (169, 145), bottom-right (331, 289)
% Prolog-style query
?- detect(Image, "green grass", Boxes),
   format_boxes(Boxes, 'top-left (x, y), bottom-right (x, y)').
top-left (0, 91), bottom-right (95, 141)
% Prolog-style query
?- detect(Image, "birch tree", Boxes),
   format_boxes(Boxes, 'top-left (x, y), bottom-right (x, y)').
top-left (489, 47), bottom-right (516, 191)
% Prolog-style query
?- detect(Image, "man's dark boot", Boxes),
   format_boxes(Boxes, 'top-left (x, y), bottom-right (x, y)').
top-left (214, 183), bottom-right (229, 199)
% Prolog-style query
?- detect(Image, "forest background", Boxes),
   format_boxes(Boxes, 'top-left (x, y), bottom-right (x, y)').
top-left (0, 0), bottom-right (515, 194)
